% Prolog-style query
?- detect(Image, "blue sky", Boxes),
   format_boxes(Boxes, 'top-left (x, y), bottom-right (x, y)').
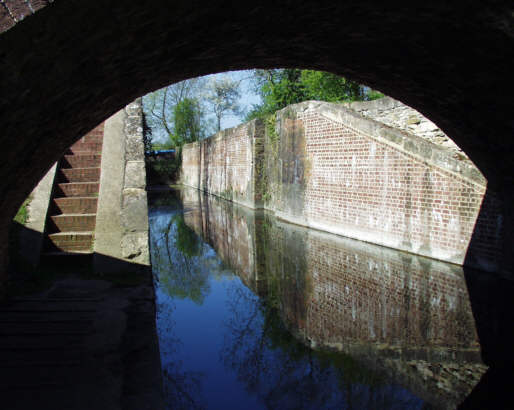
top-left (145, 70), bottom-right (261, 143)
top-left (215, 70), bottom-right (261, 129)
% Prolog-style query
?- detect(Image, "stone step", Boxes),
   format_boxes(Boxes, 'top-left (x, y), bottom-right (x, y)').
top-left (67, 142), bottom-right (102, 154)
top-left (53, 197), bottom-right (98, 214)
top-left (58, 167), bottom-right (100, 183)
top-left (55, 182), bottom-right (99, 197)
top-left (46, 232), bottom-right (94, 252)
top-left (62, 154), bottom-right (101, 169)
top-left (48, 214), bottom-right (96, 233)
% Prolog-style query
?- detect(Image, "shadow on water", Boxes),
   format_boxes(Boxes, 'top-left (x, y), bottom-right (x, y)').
top-left (148, 187), bottom-right (512, 409)
top-left (459, 187), bottom-right (514, 410)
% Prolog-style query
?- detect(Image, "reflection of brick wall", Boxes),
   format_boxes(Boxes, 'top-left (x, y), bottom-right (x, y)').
top-left (181, 189), bottom-right (484, 408)
top-left (182, 189), bottom-right (257, 286)
top-left (244, 216), bottom-right (480, 357)
top-left (183, 189), bottom-right (480, 354)
top-left (302, 232), bottom-right (478, 350)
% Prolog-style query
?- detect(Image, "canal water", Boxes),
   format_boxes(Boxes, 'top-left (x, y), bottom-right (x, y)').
top-left (148, 187), bottom-right (486, 410)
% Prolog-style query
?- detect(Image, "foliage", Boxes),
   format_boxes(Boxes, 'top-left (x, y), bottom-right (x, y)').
top-left (300, 69), bottom-right (364, 102)
top-left (204, 76), bottom-right (243, 132)
top-left (174, 214), bottom-right (201, 258)
top-left (8, 196), bottom-right (33, 275)
top-left (146, 147), bottom-right (182, 185)
top-left (143, 77), bottom-right (207, 145)
top-left (151, 140), bottom-right (174, 151)
top-left (142, 111), bottom-right (153, 153)
top-left (246, 69), bottom-right (384, 121)
top-left (13, 197), bottom-right (31, 225)
top-left (171, 98), bottom-right (203, 145)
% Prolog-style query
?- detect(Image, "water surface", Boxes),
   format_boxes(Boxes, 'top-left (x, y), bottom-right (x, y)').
top-left (149, 187), bottom-right (486, 409)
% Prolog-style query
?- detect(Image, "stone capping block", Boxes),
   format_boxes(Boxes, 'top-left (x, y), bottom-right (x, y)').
top-left (121, 99), bottom-right (149, 265)
top-left (94, 98), bottom-right (149, 270)
top-left (292, 100), bottom-right (486, 187)
top-left (124, 161), bottom-right (146, 189)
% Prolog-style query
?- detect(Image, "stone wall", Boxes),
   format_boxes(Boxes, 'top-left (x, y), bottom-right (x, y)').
top-left (94, 99), bottom-right (149, 271)
top-left (181, 100), bottom-right (504, 270)
top-left (340, 97), bottom-right (469, 160)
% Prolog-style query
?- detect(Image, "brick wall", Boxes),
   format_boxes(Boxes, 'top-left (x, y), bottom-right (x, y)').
top-left (181, 100), bottom-right (504, 270)
top-left (0, 0), bottom-right (50, 32)
top-left (181, 121), bottom-right (262, 209)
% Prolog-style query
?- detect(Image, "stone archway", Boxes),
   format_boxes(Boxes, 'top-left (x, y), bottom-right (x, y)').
top-left (0, 1), bottom-right (513, 277)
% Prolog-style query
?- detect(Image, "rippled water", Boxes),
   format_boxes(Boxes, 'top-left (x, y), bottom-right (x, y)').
top-left (149, 187), bottom-right (487, 410)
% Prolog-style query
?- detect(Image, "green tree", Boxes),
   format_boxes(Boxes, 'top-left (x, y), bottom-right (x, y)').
top-left (172, 98), bottom-right (203, 146)
top-left (300, 70), bottom-right (363, 102)
top-left (246, 69), bottom-right (383, 121)
top-left (204, 76), bottom-right (242, 132)
top-left (143, 77), bottom-right (206, 145)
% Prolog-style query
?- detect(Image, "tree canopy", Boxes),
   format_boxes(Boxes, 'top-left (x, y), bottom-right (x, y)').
top-left (143, 69), bottom-right (385, 149)
top-left (172, 98), bottom-right (203, 146)
top-left (246, 69), bottom-right (383, 121)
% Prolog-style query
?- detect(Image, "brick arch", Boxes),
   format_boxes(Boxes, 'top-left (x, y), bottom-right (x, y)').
top-left (0, 1), bottom-right (513, 276)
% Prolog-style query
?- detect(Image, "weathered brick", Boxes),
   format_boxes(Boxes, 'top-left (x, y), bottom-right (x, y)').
top-left (181, 102), bottom-right (503, 269)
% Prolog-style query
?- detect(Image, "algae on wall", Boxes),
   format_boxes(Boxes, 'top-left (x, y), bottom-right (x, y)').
top-left (258, 107), bottom-right (309, 218)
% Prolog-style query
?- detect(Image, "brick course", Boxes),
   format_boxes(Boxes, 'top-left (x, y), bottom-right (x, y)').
top-left (55, 182), bottom-right (99, 198)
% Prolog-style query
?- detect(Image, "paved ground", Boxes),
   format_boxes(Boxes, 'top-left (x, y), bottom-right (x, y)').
top-left (0, 274), bottom-right (164, 410)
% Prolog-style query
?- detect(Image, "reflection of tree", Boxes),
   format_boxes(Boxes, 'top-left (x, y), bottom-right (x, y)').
top-left (149, 211), bottom-right (211, 305)
top-left (221, 282), bottom-right (345, 409)
top-left (156, 297), bottom-right (205, 410)
top-left (175, 216), bottom-right (201, 257)
top-left (221, 271), bottom-right (424, 410)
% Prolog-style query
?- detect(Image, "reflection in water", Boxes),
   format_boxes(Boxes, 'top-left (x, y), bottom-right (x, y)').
top-left (149, 188), bottom-right (487, 409)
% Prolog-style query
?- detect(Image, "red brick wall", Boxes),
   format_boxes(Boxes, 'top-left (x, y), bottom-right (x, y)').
top-left (290, 107), bottom-right (502, 269)
top-left (182, 121), bottom-right (260, 208)
top-left (181, 101), bottom-right (503, 270)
